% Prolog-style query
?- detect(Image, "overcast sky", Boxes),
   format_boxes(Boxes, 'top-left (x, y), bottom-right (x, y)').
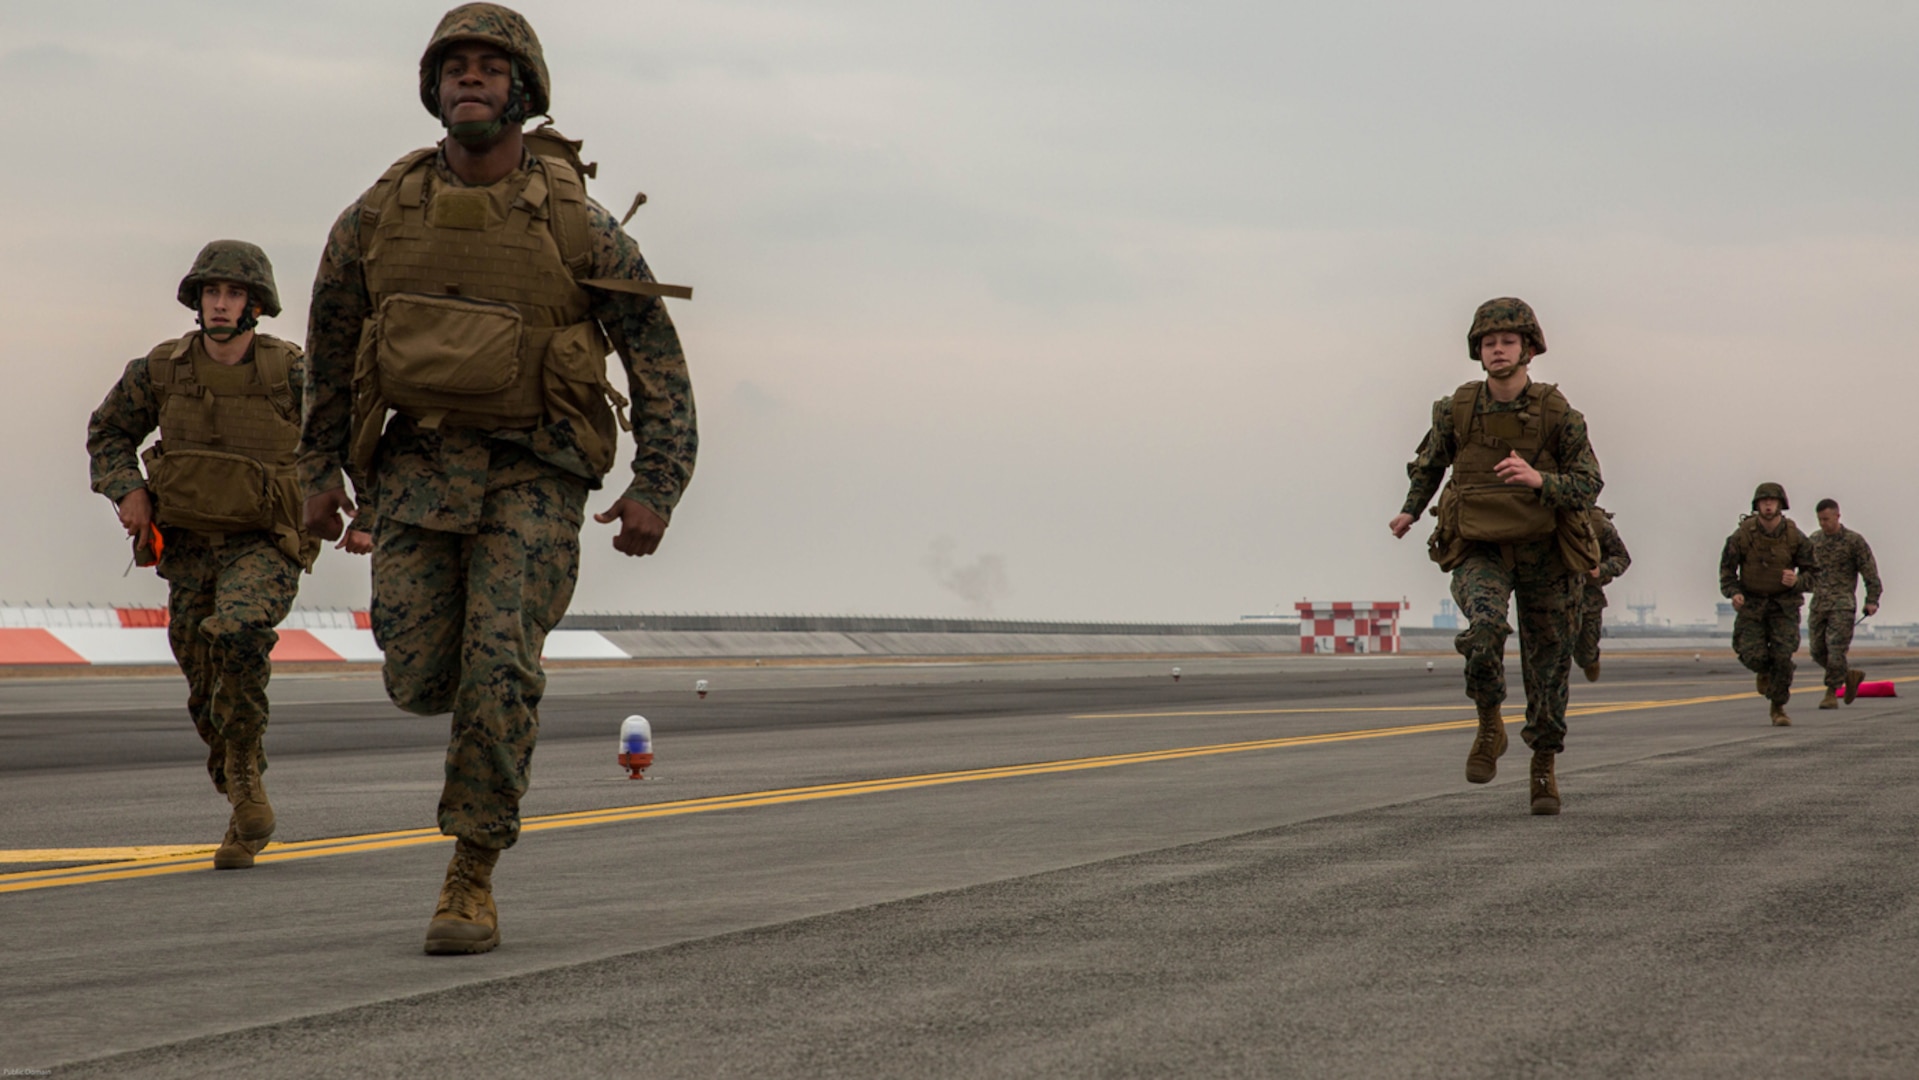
top-left (3, 1), bottom-right (1916, 625)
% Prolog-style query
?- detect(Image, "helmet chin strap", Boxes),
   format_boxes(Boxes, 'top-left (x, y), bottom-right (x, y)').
top-left (200, 304), bottom-right (259, 342)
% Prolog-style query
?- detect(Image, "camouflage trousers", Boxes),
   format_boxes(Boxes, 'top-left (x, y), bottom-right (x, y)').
top-left (1732, 595), bottom-right (1801, 705)
top-left (1573, 591), bottom-right (1605, 670)
top-left (370, 474), bottom-right (586, 851)
top-left (156, 529), bottom-right (300, 791)
top-left (1450, 540), bottom-right (1577, 754)
top-left (1806, 604), bottom-right (1857, 691)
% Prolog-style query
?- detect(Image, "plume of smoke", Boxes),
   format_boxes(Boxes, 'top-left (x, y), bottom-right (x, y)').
top-left (924, 536), bottom-right (1009, 615)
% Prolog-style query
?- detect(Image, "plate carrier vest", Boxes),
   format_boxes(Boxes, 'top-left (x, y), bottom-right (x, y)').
top-left (350, 147), bottom-right (632, 475)
top-left (1735, 515), bottom-right (1805, 597)
top-left (139, 332), bottom-right (313, 564)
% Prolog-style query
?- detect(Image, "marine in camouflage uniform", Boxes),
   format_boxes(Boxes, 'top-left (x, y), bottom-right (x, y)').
top-left (1718, 483), bottom-right (1816, 725)
top-left (1572, 509), bottom-right (1631, 682)
top-left (86, 241), bottom-right (315, 871)
top-left (299, 3), bottom-right (697, 954)
top-left (1806, 498), bottom-right (1882, 709)
top-left (1392, 298), bottom-right (1603, 815)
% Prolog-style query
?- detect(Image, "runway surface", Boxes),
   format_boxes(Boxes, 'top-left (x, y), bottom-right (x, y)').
top-left (4, 651), bottom-right (1918, 1077)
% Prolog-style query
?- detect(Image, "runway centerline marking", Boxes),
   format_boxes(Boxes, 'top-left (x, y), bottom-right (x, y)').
top-left (2, 681), bottom-right (1904, 895)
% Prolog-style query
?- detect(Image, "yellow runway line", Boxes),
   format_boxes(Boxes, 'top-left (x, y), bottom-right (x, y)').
top-left (0, 845), bottom-right (214, 863)
top-left (4, 680), bottom-right (1909, 896)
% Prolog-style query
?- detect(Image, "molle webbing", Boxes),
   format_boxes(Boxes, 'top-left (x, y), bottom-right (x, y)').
top-left (362, 156), bottom-right (593, 324)
top-left (148, 335), bottom-right (301, 465)
top-left (1448, 381), bottom-right (1565, 486)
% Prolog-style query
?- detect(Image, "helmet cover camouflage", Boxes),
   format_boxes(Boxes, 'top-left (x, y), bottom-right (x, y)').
top-left (1467, 297), bottom-right (1547, 360)
top-left (1752, 482), bottom-right (1789, 512)
top-left (176, 240), bottom-right (280, 318)
top-left (418, 3), bottom-right (550, 121)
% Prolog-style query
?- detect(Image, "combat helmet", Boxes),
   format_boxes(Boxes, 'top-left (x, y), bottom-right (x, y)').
top-left (176, 240), bottom-right (280, 320)
top-left (1752, 482), bottom-right (1789, 512)
top-left (1468, 297), bottom-right (1547, 361)
top-left (418, 3), bottom-right (550, 125)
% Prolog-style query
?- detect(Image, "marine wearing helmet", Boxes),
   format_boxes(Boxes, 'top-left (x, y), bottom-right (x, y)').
top-left (176, 240), bottom-right (280, 340)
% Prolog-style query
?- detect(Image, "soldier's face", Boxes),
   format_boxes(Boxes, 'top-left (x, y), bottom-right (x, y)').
top-left (1755, 498), bottom-right (1782, 522)
top-left (199, 281), bottom-right (252, 329)
top-left (438, 44), bottom-right (513, 126)
top-left (1478, 331), bottom-right (1529, 377)
top-left (1818, 507), bottom-right (1841, 535)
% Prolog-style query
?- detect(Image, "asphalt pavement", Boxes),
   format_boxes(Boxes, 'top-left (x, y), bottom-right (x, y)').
top-left (4, 651), bottom-right (1916, 1078)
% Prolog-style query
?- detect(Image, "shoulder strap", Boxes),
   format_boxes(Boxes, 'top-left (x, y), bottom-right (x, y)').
top-left (143, 335), bottom-right (196, 400)
top-left (537, 155), bottom-right (595, 281)
top-left (1449, 382), bottom-right (1480, 442)
top-left (251, 335), bottom-right (298, 393)
top-left (357, 147), bottom-right (439, 256)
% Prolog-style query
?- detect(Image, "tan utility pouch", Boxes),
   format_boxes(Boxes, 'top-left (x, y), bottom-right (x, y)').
top-left (350, 319), bottom-right (388, 474)
top-left (1452, 485), bottom-right (1557, 543)
top-left (542, 320), bottom-right (628, 476)
top-left (1555, 509), bottom-right (1602, 575)
top-left (144, 445), bottom-right (274, 532)
top-left (375, 293), bottom-right (525, 400)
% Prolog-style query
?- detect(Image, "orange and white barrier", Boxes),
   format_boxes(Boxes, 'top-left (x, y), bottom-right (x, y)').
top-left (0, 607), bottom-right (626, 666)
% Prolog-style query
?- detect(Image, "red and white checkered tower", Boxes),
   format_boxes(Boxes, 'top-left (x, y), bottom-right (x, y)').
top-left (1295, 601), bottom-right (1406, 654)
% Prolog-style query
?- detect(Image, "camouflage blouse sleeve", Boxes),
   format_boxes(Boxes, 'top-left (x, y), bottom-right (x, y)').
top-left (583, 201), bottom-right (698, 523)
top-left (1400, 397), bottom-right (1455, 518)
top-left (1857, 535), bottom-right (1883, 607)
top-left (86, 356), bottom-right (160, 504)
top-left (299, 195), bottom-right (379, 532)
top-left (1538, 405), bottom-right (1602, 511)
top-left (1720, 532), bottom-right (1745, 598)
top-left (1596, 515), bottom-right (1631, 585)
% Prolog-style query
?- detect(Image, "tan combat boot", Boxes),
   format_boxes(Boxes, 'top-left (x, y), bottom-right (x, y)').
top-left (1755, 671), bottom-right (1771, 698)
top-left (1464, 703), bottom-right (1508, 784)
top-left (424, 840), bottom-right (502, 955)
top-left (224, 741), bottom-right (275, 845)
top-left (1529, 751), bottom-right (1560, 815)
top-left (1818, 689), bottom-right (1838, 710)
top-left (1770, 703), bottom-right (1791, 726)
top-left (1845, 669), bottom-right (1865, 705)
top-left (1582, 660), bottom-right (1600, 683)
top-left (212, 812), bottom-right (268, 870)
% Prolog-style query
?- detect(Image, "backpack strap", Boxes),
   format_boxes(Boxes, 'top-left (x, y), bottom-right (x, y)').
top-left (357, 147), bottom-right (439, 258)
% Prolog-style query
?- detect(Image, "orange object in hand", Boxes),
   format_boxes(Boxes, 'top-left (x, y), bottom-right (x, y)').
top-left (135, 523), bottom-right (164, 567)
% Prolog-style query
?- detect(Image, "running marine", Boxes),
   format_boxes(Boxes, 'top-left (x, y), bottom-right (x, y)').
top-left (1807, 498), bottom-right (1882, 709)
top-left (1389, 298), bottom-right (1603, 815)
top-left (1718, 483), bottom-right (1815, 725)
top-left (299, 3), bottom-right (698, 955)
top-left (86, 241), bottom-right (317, 870)
top-left (1573, 508), bottom-right (1631, 682)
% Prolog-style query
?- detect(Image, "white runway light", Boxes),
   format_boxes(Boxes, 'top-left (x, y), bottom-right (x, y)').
top-left (1426, 661), bottom-right (1435, 672)
top-left (696, 678), bottom-right (709, 699)
top-left (618, 715), bottom-right (654, 780)
top-left (1171, 666), bottom-right (1181, 683)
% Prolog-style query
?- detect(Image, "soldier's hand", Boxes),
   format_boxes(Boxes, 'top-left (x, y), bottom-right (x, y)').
top-left (1865, 602), bottom-right (1879, 617)
top-left (116, 488), bottom-right (153, 537)
top-left (1493, 451), bottom-right (1543, 489)
top-left (1388, 513), bottom-right (1415, 539)
top-left (338, 530), bottom-right (373, 556)
top-left (304, 488), bottom-right (356, 543)
top-left (1588, 567), bottom-right (1602, 580)
top-left (1781, 568), bottom-right (1798, 588)
top-left (1732, 593), bottom-right (1746, 611)
top-left (594, 498), bottom-right (667, 557)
